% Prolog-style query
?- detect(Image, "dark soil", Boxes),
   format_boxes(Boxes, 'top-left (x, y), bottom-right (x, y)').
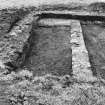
top-left (81, 21), bottom-right (105, 79)
top-left (0, 7), bottom-right (35, 37)
top-left (23, 23), bottom-right (72, 76)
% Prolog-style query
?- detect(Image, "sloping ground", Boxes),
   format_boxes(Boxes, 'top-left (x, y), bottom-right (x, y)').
top-left (0, 11), bottom-right (34, 73)
top-left (0, 9), bottom-right (35, 105)
top-left (0, 8), bottom-right (34, 36)
top-left (88, 2), bottom-right (105, 12)
top-left (0, 2), bottom-right (105, 105)
top-left (2, 72), bottom-right (105, 105)
top-left (0, 16), bottom-right (104, 105)
top-left (71, 20), bottom-right (96, 81)
top-left (0, 7), bottom-right (37, 73)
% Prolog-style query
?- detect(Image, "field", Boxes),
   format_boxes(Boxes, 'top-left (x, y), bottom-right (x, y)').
top-left (0, 1), bottom-right (105, 105)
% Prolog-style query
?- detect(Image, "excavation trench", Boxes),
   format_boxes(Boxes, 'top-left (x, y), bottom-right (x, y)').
top-left (21, 14), bottom-right (105, 77)
top-left (6, 13), bottom-right (105, 78)
top-left (81, 21), bottom-right (105, 79)
top-left (30, 14), bottom-right (105, 78)
top-left (21, 18), bottom-right (72, 76)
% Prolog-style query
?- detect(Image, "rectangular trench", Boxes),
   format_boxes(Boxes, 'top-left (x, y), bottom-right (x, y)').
top-left (22, 17), bottom-right (95, 81)
top-left (23, 19), bottom-right (72, 76)
top-left (4, 13), bottom-right (102, 81)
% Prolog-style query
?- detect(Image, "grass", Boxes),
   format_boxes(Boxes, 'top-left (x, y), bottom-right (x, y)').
top-left (0, 0), bottom-right (103, 9)
top-left (88, 2), bottom-right (105, 12)
top-left (81, 21), bottom-right (105, 80)
top-left (1, 70), bottom-right (104, 105)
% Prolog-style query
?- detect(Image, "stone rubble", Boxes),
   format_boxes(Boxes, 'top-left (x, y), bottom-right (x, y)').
top-left (71, 20), bottom-right (97, 81)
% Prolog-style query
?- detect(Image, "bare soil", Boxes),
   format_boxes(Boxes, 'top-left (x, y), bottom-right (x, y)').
top-left (81, 21), bottom-right (105, 79)
top-left (23, 23), bottom-right (72, 76)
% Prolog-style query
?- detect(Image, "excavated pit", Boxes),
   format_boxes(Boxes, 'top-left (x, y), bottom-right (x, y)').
top-left (25, 14), bottom-right (105, 77)
top-left (21, 18), bottom-right (72, 76)
top-left (6, 13), bottom-right (105, 78)
top-left (81, 21), bottom-right (105, 79)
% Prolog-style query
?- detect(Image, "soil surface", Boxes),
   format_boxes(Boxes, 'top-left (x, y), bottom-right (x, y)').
top-left (81, 21), bottom-right (105, 79)
top-left (23, 23), bottom-right (72, 76)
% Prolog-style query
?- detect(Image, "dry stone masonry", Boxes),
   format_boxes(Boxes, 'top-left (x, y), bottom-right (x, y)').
top-left (71, 20), bottom-right (97, 81)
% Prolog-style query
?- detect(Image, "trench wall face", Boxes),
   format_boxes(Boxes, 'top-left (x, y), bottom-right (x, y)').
top-left (24, 22), bottom-right (72, 76)
top-left (81, 21), bottom-right (105, 79)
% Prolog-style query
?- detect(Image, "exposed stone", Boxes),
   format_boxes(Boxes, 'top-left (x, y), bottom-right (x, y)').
top-left (71, 20), bottom-right (96, 81)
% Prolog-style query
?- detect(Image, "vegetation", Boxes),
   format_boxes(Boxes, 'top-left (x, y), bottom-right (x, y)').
top-left (0, 70), bottom-right (104, 105)
top-left (88, 2), bottom-right (105, 13)
top-left (0, 2), bottom-right (105, 105)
